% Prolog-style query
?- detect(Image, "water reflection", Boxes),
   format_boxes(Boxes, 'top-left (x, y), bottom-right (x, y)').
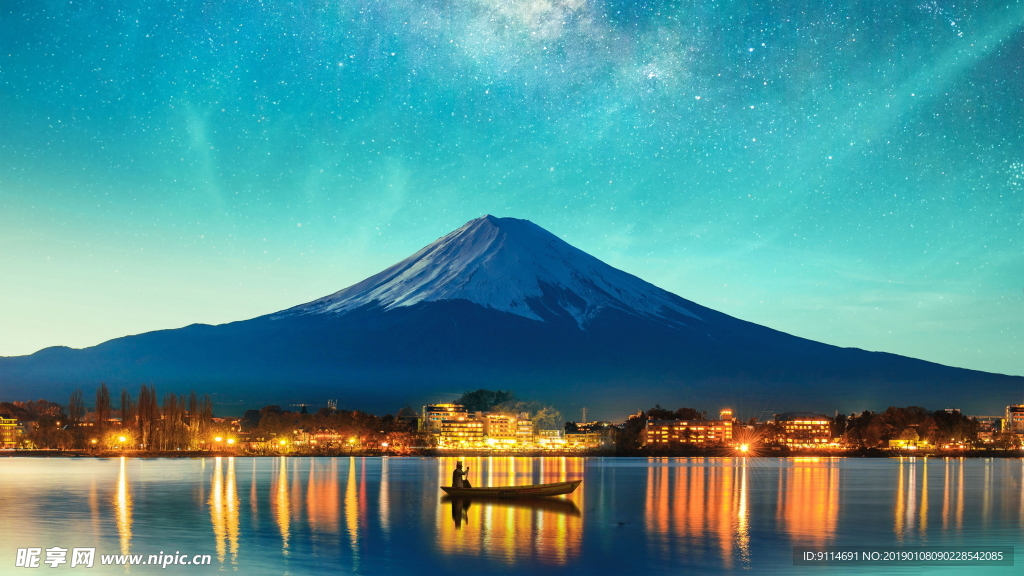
top-left (920, 458), bottom-right (928, 536)
top-left (272, 456), bottom-right (290, 555)
top-left (737, 460), bottom-right (750, 566)
top-left (209, 457), bottom-right (240, 565)
top-left (344, 457), bottom-right (360, 569)
top-left (114, 456), bottom-right (133, 556)
top-left (434, 457), bottom-right (584, 565)
top-left (776, 458), bottom-right (840, 547)
top-left (306, 458), bottom-right (340, 535)
top-left (448, 497), bottom-right (471, 529)
top-left (443, 496), bottom-right (581, 525)
top-left (250, 459), bottom-right (258, 525)
top-left (896, 457), bottom-right (986, 542)
top-left (4, 456), bottom-right (1024, 575)
top-left (379, 457), bottom-right (391, 536)
top-left (644, 458), bottom-right (757, 569)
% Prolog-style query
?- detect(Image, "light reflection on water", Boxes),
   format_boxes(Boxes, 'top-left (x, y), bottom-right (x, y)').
top-left (208, 456), bottom-right (239, 565)
top-left (114, 456), bottom-right (132, 557)
top-left (433, 456), bottom-right (584, 566)
top-left (0, 456), bottom-right (1021, 575)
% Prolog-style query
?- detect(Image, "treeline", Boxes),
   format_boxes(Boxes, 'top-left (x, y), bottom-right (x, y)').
top-left (239, 405), bottom-right (420, 454)
top-left (835, 406), bottom-right (987, 448)
top-left (616, 405), bottom-right (707, 451)
top-left (11, 383), bottom-right (217, 451)
top-left (615, 404), bottom-right (1013, 452)
top-left (456, 389), bottom-right (562, 431)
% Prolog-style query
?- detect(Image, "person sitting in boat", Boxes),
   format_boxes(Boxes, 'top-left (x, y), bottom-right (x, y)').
top-left (451, 461), bottom-right (472, 488)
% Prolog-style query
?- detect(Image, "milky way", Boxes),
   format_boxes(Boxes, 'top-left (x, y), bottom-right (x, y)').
top-left (1, 1), bottom-right (1022, 375)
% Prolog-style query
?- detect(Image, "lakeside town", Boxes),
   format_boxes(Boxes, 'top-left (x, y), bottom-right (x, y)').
top-left (2, 385), bottom-right (1023, 457)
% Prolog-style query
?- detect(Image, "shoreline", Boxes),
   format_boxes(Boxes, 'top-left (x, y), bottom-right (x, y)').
top-left (3, 449), bottom-right (1022, 459)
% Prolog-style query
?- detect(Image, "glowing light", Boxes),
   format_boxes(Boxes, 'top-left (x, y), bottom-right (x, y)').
top-left (215, 436), bottom-right (223, 442)
top-left (739, 444), bottom-right (749, 453)
top-left (279, 439), bottom-right (287, 446)
top-left (118, 436), bottom-right (127, 443)
top-left (226, 438), bottom-right (235, 445)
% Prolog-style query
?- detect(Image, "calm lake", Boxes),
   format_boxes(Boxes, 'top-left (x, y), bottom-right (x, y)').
top-left (0, 456), bottom-right (1020, 574)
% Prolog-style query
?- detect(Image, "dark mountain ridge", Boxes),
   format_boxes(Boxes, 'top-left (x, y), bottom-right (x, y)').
top-left (2, 216), bottom-right (1020, 418)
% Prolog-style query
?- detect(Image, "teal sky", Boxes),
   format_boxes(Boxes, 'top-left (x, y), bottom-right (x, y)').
top-left (2, 0), bottom-right (1022, 377)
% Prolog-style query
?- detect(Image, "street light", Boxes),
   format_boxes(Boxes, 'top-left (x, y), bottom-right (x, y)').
top-left (226, 438), bottom-right (235, 445)
top-left (214, 436), bottom-right (223, 442)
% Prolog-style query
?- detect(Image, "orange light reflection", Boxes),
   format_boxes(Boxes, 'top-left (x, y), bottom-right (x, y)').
top-left (435, 457), bottom-right (583, 566)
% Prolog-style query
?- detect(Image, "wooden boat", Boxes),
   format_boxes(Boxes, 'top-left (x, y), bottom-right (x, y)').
top-left (440, 479), bottom-right (581, 498)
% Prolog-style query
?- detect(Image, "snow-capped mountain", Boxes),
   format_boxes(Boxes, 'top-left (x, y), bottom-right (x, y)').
top-left (2, 216), bottom-right (1021, 418)
top-left (280, 215), bottom-right (701, 328)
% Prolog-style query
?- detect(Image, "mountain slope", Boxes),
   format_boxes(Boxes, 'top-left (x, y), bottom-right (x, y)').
top-left (2, 216), bottom-right (1020, 418)
top-left (280, 215), bottom-right (701, 328)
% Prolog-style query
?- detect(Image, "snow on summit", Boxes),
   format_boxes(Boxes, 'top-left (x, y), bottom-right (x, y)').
top-left (282, 215), bottom-right (703, 328)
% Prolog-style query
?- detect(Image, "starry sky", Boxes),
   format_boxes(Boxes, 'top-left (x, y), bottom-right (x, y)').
top-left (2, 0), bottom-right (1022, 377)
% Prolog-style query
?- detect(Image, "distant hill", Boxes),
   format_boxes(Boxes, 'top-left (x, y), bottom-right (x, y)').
top-left (2, 215), bottom-right (1020, 418)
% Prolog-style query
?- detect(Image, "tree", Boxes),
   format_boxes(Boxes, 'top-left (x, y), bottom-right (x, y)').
top-left (137, 384), bottom-right (159, 449)
top-left (491, 399), bottom-right (561, 431)
top-left (95, 383), bottom-right (111, 434)
top-left (240, 410), bottom-right (262, 432)
top-left (120, 389), bottom-right (134, 428)
top-left (396, 405), bottom-right (418, 418)
top-left (68, 389), bottom-right (86, 423)
top-left (617, 412), bottom-right (648, 452)
top-left (457, 389), bottom-right (515, 412)
top-left (647, 405), bottom-right (675, 420)
top-left (831, 412), bottom-right (848, 439)
top-left (931, 410), bottom-right (978, 445)
top-left (260, 405), bottom-right (284, 417)
top-left (531, 405), bottom-right (562, 431)
top-left (898, 427), bottom-right (920, 442)
top-left (160, 393), bottom-right (188, 450)
top-left (675, 407), bottom-right (703, 421)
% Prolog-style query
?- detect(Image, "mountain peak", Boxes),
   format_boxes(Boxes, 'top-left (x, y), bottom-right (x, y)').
top-left (282, 216), bottom-right (703, 328)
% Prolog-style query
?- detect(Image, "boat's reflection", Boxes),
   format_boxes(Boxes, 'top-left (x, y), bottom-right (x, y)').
top-left (442, 495), bottom-right (581, 529)
top-left (434, 457), bottom-right (584, 564)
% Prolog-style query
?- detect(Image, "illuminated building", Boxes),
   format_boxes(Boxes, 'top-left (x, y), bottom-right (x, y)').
top-left (516, 419), bottom-right (534, 442)
top-left (888, 440), bottom-right (929, 450)
top-left (422, 404), bottom-right (468, 432)
top-left (974, 416), bottom-right (1002, 442)
top-left (1004, 405), bottom-right (1024, 435)
top-left (642, 417), bottom-right (734, 447)
top-left (774, 413), bottom-right (832, 448)
top-left (0, 414), bottom-right (21, 449)
top-left (483, 413), bottom-right (519, 440)
top-left (535, 429), bottom-right (566, 449)
top-left (565, 431), bottom-right (606, 449)
top-left (433, 409), bottom-right (606, 451)
top-left (80, 412), bottom-right (123, 428)
top-left (439, 416), bottom-right (484, 446)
